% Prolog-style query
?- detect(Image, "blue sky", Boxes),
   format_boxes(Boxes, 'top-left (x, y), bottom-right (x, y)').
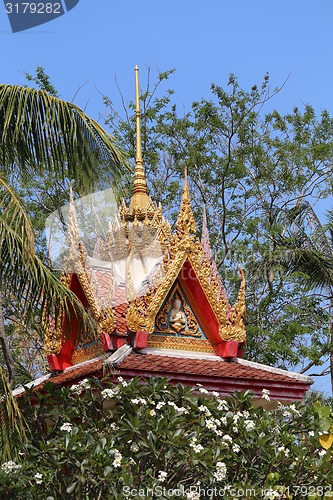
top-left (2, 0), bottom-right (333, 394)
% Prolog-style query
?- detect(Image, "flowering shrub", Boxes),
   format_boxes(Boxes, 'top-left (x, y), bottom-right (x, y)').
top-left (0, 377), bottom-right (332, 498)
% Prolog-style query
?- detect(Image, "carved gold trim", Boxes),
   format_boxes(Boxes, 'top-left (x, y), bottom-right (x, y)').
top-left (71, 342), bottom-right (104, 365)
top-left (147, 335), bottom-right (216, 353)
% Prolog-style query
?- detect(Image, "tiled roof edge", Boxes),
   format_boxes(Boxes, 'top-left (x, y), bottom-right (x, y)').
top-left (235, 358), bottom-right (313, 384)
top-left (12, 373), bottom-right (52, 397)
top-left (139, 348), bottom-right (313, 384)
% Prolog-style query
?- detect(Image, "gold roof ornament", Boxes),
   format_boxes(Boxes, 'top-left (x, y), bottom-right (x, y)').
top-left (129, 65), bottom-right (150, 214)
top-left (176, 165), bottom-right (197, 237)
top-left (127, 168), bottom-right (246, 345)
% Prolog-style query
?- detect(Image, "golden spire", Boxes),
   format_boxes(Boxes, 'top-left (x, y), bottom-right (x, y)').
top-left (130, 65), bottom-right (149, 213)
top-left (176, 166), bottom-right (197, 236)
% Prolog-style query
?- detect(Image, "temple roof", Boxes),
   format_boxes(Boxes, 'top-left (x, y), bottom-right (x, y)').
top-left (41, 67), bottom-right (312, 404)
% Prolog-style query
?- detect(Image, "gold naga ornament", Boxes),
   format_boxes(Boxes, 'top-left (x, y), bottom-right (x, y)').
top-left (44, 186), bottom-right (115, 358)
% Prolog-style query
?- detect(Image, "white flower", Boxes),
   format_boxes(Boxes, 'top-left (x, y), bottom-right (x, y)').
top-left (110, 449), bottom-right (122, 467)
top-left (212, 391), bottom-right (219, 397)
top-left (213, 461), bottom-right (227, 482)
top-left (206, 419), bottom-right (217, 431)
top-left (217, 400), bottom-right (229, 411)
top-left (215, 429), bottom-right (223, 437)
top-left (265, 490), bottom-right (281, 499)
top-left (70, 384), bottom-right (81, 394)
top-left (262, 388), bottom-right (270, 401)
top-left (1, 461), bottom-right (21, 474)
top-left (232, 443), bottom-right (240, 453)
top-left (242, 410), bottom-right (250, 418)
top-left (167, 401), bottom-right (188, 413)
top-left (319, 449), bottom-right (327, 457)
top-left (199, 387), bottom-right (209, 394)
top-left (192, 443), bottom-right (204, 453)
top-left (156, 402), bottom-right (166, 410)
top-left (233, 426), bottom-right (239, 434)
top-left (189, 437), bottom-right (204, 453)
top-left (110, 422), bottom-right (118, 431)
top-left (150, 409), bottom-right (156, 416)
top-left (220, 416), bottom-right (227, 426)
top-left (244, 419), bottom-right (255, 431)
top-left (222, 434), bottom-right (232, 444)
top-left (70, 378), bottom-right (90, 394)
top-left (34, 472), bottom-right (43, 484)
top-left (308, 431), bottom-right (314, 437)
top-left (131, 397), bottom-right (146, 405)
top-left (60, 422), bottom-right (73, 432)
top-left (101, 388), bottom-right (117, 400)
top-left (199, 405), bottom-right (211, 416)
top-left (113, 456), bottom-right (122, 467)
top-left (187, 492), bottom-right (200, 500)
top-left (277, 445), bottom-right (290, 456)
top-left (158, 470), bottom-right (168, 483)
top-left (117, 376), bottom-right (128, 387)
top-left (130, 443), bottom-right (139, 452)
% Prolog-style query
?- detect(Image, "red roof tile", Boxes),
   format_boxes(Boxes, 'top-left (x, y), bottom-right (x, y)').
top-left (38, 352), bottom-right (309, 394)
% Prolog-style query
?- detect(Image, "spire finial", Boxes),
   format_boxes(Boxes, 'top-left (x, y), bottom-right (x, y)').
top-left (130, 66), bottom-right (149, 213)
top-left (132, 65), bottom-right (147, 196)
top-left (183, 165), bottom-right (189, 200)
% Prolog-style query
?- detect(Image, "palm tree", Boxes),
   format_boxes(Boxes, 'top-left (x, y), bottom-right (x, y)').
top-left (285, 203), bottom-right (333, 394)
top-left (0, 84), bottom-right (127, 384)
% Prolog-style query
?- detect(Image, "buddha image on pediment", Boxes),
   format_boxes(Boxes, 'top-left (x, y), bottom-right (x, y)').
top-left (168, 295), bottom-right (186, 333)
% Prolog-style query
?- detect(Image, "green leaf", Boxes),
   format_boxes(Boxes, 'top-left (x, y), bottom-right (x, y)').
top-left (66, 482), bottom-right (77, 494)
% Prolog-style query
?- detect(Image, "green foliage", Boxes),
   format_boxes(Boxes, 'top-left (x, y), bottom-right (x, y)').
top-left (0, 368), bottom-right (26, 463)
top-left (0, 377), bottom-right (332, 498)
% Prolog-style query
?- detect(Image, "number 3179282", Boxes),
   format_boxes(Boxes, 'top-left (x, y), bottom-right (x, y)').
top-left (5, 3), bottom-right (62, 14)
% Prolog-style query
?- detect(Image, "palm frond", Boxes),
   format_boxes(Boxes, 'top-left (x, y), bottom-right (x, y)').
top-left (0, 84), bottom-right (129, 189)
top-left (0, 175), bottom-right (97, 341)
top-left (0, 367), bottom-right (26, 463)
